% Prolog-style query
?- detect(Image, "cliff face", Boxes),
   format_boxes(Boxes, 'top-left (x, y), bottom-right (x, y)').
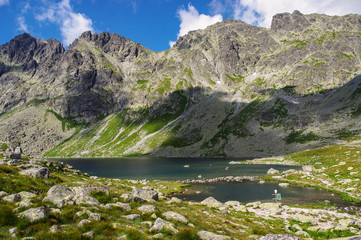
top-left (0, 11), bottom-right (361, 157)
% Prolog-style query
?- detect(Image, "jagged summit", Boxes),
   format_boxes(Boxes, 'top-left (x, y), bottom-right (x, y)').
top-left (0, 12), bottom-right (361, 157)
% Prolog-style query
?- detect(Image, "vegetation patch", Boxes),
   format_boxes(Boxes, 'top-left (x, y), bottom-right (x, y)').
top-left (226, 74), bottom-right (245, 83)
top-left (285, 129), bottom-right (322, 144)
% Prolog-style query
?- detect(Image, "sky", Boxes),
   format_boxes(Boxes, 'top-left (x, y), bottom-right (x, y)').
top-left (0, 0), bottom-right (361, 52)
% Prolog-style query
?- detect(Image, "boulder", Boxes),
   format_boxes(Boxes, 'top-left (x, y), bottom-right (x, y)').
top-left (294, 231), bottom-right (310, 238)
top-left (130, 188), bottom-right (158, 202)
top-left (302, 165), bottom-right (315, 172)
top-left (75, 196), bottom-right (100, 206)
top-left (10, 152), bottom-right (21, 159)
top-left (3, 191), bottom-right (36, 203)
top-left (339, 219), bottom-right (355, 227)
top-left (197, 230), bottom-right (231, 240)
top-left (224, 201), bottom-right (240, 207)
top-left (201, 196), bottom-right (223, 208)
top-left (73, 186), bottom-right (110, 196)
top-left (234, 205), bottom-right (248, 212)
top-left (138, 204), bottom-right (157, 214)
top-left (293, 214), bottom-right (314, 223)
top-left (162, 211), bottom-right (189, 224)
top-left (88, 212), bottom-right (101, 221)
top-left (84, 231), bottom-right (94, 238)
top-left (104, 202), bottom-right (131, 211)
top-left (0, 191), bottom-right (7, 198)
top-left (49, 225), bottom-right (64, 233)
top-left (258, 234), bottom-right (300, 240)
top-left (267, 168), bottom-right (279, 175)
top-left (19, 206), bottom-right (47, 222)
top-left (122, 214), bottom-right (140, 221)
top-left (19, 167), bottom-right (49, 179)
top-left (259, 203), bottom-right (281, 213)
top-left (150, 218), bottom-right (178, 234)
top-left (77, 219), bottom-right (91, 228)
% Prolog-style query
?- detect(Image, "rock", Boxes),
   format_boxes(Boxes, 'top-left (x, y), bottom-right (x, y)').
top-left (151, 213), bottom-right (157, 219)
top-left (201, 196), bottom-right (223, 208)
top-left (224, 201), bottom-right (240, 207)
top-left (184, 165), bottom-right (190, 168)
top-left (294, 231), bottom-right (310, 237)
top-left (0, 191), bottom-right (7, 198)
top-left (141, 221), bottom-right (153, 228)
top-left (123, 214), bottom-right (140, 220)
top-left (339, 219), bottom-right (355, 227)
top-left (293, 214), bottom-right (314, 223)
top-left (75, 195), bottom-right (100, 206)
top-left (104, 202), bottom-right (131, 211)
top-left (73, 185), bottom-right (110, 196)
top-left (234, 205), bottom-right (248, 212)
top-left (302, 165), bottom-right (315, 172)
top-left (19, 206), bottom-right (47, 222)
top-left (77, 219), bottom-right (91, 228)
top-left (49, 225), bottom-right (64, 233)
top-left (151, 233), bottom-right (164, 239)
top-left (9, 227), bottom-right (17, 234)
top-left (88, 212), bottom-right (102, 221)
top-left (166, 197), bottom-right (182, 204)
top-left (291, 224), bottom-right (302, 231)
top-left (19, 167), bottom-right (49, 179)
top-left (7, 159), bottom-right (20, 165)
top-left (162, 211), bottom-right (189, 224)
top-left (267, 168), bottom-right (279, 175)
top-left (283, 169), bottom-right (297, 174)
top-left (259, 203), bottom-right (281, 213)
top-left (84, 231), bottom-right (94, 238)
top-left (138, 204), bottom-right (157, 214)
top-left (150, 218), bottom-right (178, 234)
top-left (10, 152), bottom-right (21, 159)
top-left (14, 146), bottom-right (23, 154)
top-left (3, 193), bottom-right (22, 202)
top-left (258, 234), bottom-right (300, 240)
top-left (121, 193), bottom-right (130, 201)
top-left (246, 201), bottom-right (261, 208)
top-left (130, 188), bottom-right (158, 202)
top-left (197, 230), bottom-right (231, 240)
top-left (307, 226), bottom-right (320, 232)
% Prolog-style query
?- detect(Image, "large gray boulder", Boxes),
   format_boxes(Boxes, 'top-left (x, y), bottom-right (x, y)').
top-left (130, 188), bottom-right (158, 202)
top-left (150, 218), bottom-right (178, 234)
top-left (19, 167), bottom-right (49, 179)
top-left (138, 204), bottom-right (157, 214)
top-left (258, 234), bottom-right (300, 240)
top-left (197, 231), bottom-right (231, 240)
top-left (3, 191), bottom-right (36, 203)
top-left (162, 211), bottom-right (189, 224)
top-left (201, 196), bottom-right (223, 208)
top-left (19, 206), bottom-right (47, 222)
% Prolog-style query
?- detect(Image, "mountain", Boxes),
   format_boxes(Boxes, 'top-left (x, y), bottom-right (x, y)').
top-left (0, 11), bottom-right (361, 157)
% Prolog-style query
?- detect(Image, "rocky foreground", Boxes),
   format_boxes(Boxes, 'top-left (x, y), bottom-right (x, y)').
top-left (1, 155), bottom-right (361, 240)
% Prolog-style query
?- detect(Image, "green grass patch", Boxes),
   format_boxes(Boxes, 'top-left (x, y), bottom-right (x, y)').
top-left (226, 74), bottom-right (245, 83)
top-left (339, 52), bottom-right (353, 61)
top-left (285, 129), bottom-right (322, 144)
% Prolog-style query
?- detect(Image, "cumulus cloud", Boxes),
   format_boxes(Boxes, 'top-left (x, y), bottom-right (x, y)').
top-left (0, 0), bottom-right (9, 6)
top-left (232, 0), bottom-right (361, 27)
top-left (36, 0), bottom-right (93, 46)
top-left (169, 3), bottom-right (223, 48)
top-left (17, 16), bottom-right (29, 32)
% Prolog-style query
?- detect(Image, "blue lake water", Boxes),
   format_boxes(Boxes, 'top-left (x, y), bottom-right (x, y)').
top-left (54, 157), bottom-right (298, 180)
top-left (53, 157), bottom-right (355, 206)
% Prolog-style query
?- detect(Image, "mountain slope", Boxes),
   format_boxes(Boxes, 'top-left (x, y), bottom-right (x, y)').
top-left (0, 11), bottom-right (361, 157)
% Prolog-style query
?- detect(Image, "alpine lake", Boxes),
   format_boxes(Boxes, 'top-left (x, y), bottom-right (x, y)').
top-left (54, 157), bottom-right (356, 207)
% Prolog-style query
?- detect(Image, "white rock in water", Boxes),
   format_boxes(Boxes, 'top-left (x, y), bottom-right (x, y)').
top-left (184, 165), bottom-right (190, 168)
top-left (198, 175), bottom-right (202, 179)
top-left (279, 183), bottom-right (289, 187)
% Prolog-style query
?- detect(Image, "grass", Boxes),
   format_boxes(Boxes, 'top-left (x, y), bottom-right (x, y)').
top-left (285, 129), bottom-right (322, 144)
top-left (226, 74), bottom-right (245, 83)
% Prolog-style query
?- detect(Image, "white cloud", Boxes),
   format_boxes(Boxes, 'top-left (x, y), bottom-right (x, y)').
top-left (169, 3), bottom-right (223, 48)
top-left (17, 16), bottom-right (29, 32)
top-left (36, 0), bottom-right (93, 46)
top-left (233, 0), bottom-right (361, 27)
top-left (0, 0), bottom-right (9, 6)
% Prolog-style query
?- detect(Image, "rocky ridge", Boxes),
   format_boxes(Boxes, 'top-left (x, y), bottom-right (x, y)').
top-left (0, 11), bottom-right (361, 157)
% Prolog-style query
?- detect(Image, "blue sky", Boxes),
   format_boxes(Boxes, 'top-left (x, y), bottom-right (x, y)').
top-left (0, 0), bottom-right (360, 52)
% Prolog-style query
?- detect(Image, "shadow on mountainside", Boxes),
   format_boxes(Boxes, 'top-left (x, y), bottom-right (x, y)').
top-left (45, 74), bottom-right (361, 158)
